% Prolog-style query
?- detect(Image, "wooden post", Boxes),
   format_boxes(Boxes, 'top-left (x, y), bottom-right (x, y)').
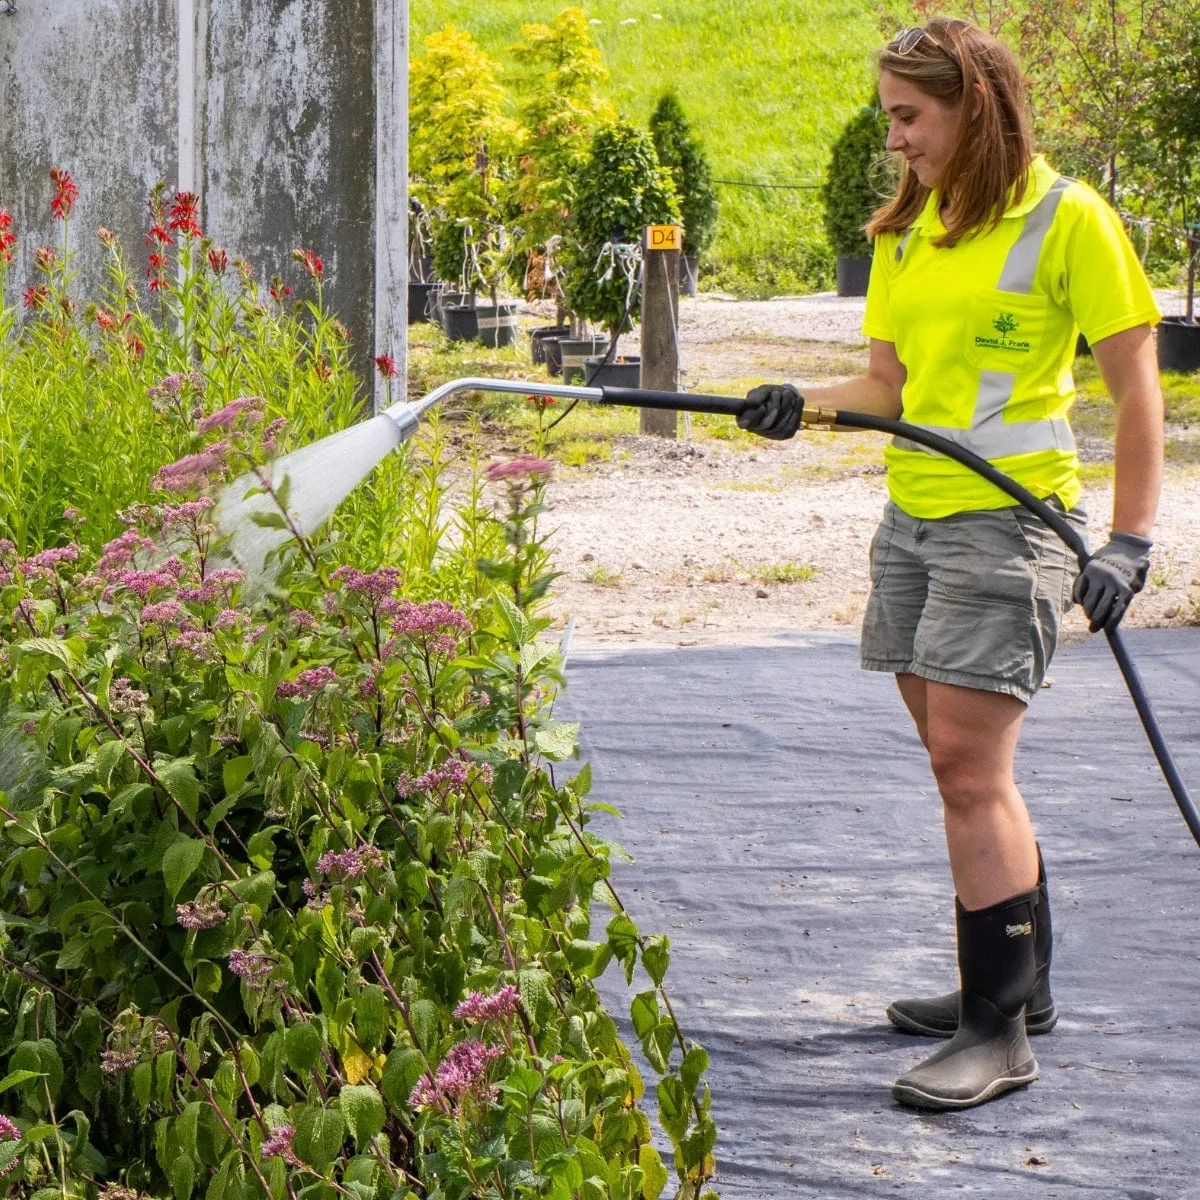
top-left (639, 224), bottom-right (681, 438)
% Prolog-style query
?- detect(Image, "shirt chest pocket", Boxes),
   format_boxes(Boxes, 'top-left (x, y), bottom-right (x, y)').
top-left (964, 290), bottom-right (1048, 374)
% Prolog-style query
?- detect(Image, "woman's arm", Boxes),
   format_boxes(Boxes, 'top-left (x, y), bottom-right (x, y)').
top-left (800, 338), bottom-right (907, 420)
top-left (1090, 324), bottom-right (1163, 538)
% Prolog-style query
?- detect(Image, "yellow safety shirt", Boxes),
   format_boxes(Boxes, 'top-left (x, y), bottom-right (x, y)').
top-left (862, 155), bottom-right (1160, 519)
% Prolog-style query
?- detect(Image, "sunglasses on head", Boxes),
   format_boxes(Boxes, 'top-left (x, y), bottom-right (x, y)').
top-left (890, 26), bottom-right (960, 66)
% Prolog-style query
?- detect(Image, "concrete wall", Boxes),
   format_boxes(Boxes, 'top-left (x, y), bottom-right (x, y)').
top-left (0, 0), bottom-right (406, 396)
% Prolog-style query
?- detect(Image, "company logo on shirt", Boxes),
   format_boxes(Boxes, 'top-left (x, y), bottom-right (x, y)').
top-left (975, 311), bottom-right (1032, 353)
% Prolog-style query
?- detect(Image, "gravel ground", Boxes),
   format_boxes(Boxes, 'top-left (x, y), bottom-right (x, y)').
top-left (542, 288), bottom-right (1200, 648)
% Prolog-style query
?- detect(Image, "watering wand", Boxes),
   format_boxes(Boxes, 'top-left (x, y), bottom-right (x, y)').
top-left (216, 376), bottom-right (1199, 847)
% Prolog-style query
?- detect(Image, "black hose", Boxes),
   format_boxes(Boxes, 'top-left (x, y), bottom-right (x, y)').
top-left (591, 384), bottom-right (1200, 847)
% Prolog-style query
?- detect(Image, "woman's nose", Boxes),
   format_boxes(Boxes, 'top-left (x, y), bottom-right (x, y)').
top-left (885, 122), bottom-right (904, 151)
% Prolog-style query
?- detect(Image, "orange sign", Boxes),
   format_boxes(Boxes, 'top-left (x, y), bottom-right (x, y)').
top-left (646, 224), bottom-right (681, 251)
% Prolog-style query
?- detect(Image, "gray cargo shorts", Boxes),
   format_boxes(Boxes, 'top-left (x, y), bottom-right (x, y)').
top-left (860, 498), bottom-right (1088, 704)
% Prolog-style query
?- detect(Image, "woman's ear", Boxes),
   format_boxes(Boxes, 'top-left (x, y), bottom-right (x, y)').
top-left (971, 81), bottom-right (985, 120)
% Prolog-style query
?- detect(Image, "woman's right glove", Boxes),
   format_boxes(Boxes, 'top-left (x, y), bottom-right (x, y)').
top-left (738, 384), bottom-right (804, 440)
top-left (1072, 532), bottom-right (1153, 633)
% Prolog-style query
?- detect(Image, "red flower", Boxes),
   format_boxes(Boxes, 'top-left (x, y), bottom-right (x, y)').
top-left (269, 278), bottom-right (293, 302)
top-left (35, 246), bottom-right (57, 272)
top-left (292, 248), bottom-right (324, 281)
top-left (526, 393), bottom-right (556, 410)
top-left (0, 209), bottom-right (14, 262)
top-left (49, 167), bottom-right (79, 220)
top-left (374, 354), bottom-right (398, 378)
top-left (145, 224), bottom-right (174, 247)
top-left (168, 191), bottom-right (202, 238)
top-left (23, 286), bottom-right (49, 310)
top-left (207, 247), bottom-right (228, 275)
top-left (96, 310), bottom-right (117, 331)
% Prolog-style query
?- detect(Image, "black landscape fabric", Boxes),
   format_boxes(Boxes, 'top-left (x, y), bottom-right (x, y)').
top-left (560, 628), bottom-right (1200, 1199)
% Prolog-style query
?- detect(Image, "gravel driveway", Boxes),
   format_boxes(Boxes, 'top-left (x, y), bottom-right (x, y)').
top-left (544, 288), bottom-right (1199, 648)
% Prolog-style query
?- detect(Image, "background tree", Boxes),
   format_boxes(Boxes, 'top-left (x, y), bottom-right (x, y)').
top-left (1142, 1), bottom-right (1200, 318)
top-left (562, 119), bottom-right (678, 338)
top-left (409, 26), bottom-right (520, 304)
top-left (649, 91), bottom-right (720, 266)
top-left (821, 99), bottom-right (888, 261)
top-left (509, 6), bottom-right (614, 309)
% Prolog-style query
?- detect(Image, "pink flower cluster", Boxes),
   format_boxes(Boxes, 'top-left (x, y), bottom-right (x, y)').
top-left (485, 456), bottom-right (553, 483)
top-left (140, 599), bottom-right (186, 626)
top-left (152, 442), bottom-right (229, 493)
top-left (228, 949), bottom-right (273, 990)
top-left (315, 844), bottom-right (385, 881)
top-left (197, 396), bottom-right (265, 435)
top-left (177, 568), bottom-right (244, 604)
top-left (275, 665), bottom-right (337, 700)
top-left (176, 899), bottom-right (226, 929)
top-left (454, 984), bottom-right (520, 1023)
top-left (261, 1124), bottom-right (299, 1164)
top-left (408, 1040), bottom-right (505, 1112)
top-left (160, 497), bottom-right (215, 531)
top-left (396, 757), bottom-right (470, 799)
top-left (0, 1114), bottom-right (19, 1177)
top-left (100, 1049), bottom-right (139, 1075)
top-left (98, 529), bottom-right (158, 573)
top-left (20, 544), bottom-right (79, 575)
top-left (109, 678), bottom-right (150, 716)
top-left (331, 565), bottom-right (404, 604)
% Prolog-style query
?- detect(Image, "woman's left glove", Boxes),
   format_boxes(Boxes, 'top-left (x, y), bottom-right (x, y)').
top-left (1072, 532), bottom-right (1153, 633)
top-left (738, 384), bottom-right (803, 440)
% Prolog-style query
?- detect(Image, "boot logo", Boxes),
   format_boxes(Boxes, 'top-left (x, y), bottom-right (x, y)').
top-left (1005, 921), bottom-right (1033, 937)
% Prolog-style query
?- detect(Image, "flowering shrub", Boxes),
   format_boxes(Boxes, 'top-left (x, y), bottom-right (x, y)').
top-left (0, 181), bottom-right (718, 1197)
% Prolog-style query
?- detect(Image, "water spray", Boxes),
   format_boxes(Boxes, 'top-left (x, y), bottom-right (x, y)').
top-left (214, 378), bottom-right (1199, 846)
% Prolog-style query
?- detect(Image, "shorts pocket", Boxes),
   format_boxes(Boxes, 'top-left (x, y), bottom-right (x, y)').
top-left (964, 290), bottom-right (1048, 374)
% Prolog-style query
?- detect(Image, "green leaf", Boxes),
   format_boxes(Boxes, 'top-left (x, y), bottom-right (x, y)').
top-left (171, 1152), bottom-right (196, 1200)
top-left (380, 1048), bottom-right (425, 1108)
top-left (642, 934), bottom-right (670, 987)
top-left (285, 1021), bottom-right (325, 1073)
top-left (532, 721), bottom-right (579, 761)
top-left (229, 870), bottom-right (276, 908)
top-left (293, 1104), bottom-right (346, 1172)
top-left (606, 913), bottom-right (639, 984)
top-left (681, 1045), bottom-right (710, 1094)
top-left (0, 1068), bottom-right (44, 1094)
top-left (518, 966), bottom-right (553, 1031)
top-left (338, 1084), bottom-right (385, 1148)
top-left (656, 1076), bottom-right (689, 1145)
top-left (638, 1144), bottom-right (669, 1200)
top-left (94, 738), bottom-right (127, 790)
top-left (222, 755), bottom-right (255, 796)
top-left (158, 757), bottom-right (201, 822)
top-left (410, 999), bottom-right (439, 1052)
top-left (19, 635), bottom-right (85, 670)
top-left (162, 837), bottom-right (206, 901)
top-left (630, 991), bottom-right (659, 1040)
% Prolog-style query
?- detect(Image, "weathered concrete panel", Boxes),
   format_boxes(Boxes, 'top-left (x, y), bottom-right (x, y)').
top-left (0, 0), bottom-right (176, 302)
top-left (204, 0), bottom-right (377, 374)
top-left (0, 0), bottom-right (402, 391)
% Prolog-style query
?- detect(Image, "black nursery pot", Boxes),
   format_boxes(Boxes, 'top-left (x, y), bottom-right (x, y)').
top-left (530, 324), bottom-right (571, 365)
top-left (443, 304), bottom-right (479, 343)
top-left (1157, 316), bottom-right (1200, 374)
top-left (542, 336), bottom-right (564, 377)
top-left (408, 281), bottom-right (437, 325)
top-left (835, 254), bottom-right (872, 297)
top-left (584, 355), bottom-right (641, 387)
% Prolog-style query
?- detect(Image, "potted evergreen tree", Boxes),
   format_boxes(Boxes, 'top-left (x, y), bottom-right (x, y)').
top-left (560, 118), bottom-right (678, 382)
top-left (650, 91), bottom-right (719, 296)
top-left (822, 100), bottom-right (888, 297)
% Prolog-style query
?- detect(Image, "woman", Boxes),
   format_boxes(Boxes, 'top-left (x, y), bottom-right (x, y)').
top-left (739, 18), bottom-right (1163, 1111)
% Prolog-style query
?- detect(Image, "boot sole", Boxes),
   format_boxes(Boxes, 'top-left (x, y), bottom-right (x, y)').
top-left (886, 1003), bottom-right (1058, 1039)
top-left (892, 1059), bottom-right (1039, 1111)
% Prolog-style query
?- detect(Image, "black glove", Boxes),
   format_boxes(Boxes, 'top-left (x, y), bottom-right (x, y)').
top-left (738, 384), bottom-right (803, 440)
top-left (1072, 532), bottom-right (1153, 633)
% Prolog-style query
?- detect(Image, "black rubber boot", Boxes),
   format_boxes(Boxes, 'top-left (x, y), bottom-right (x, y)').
top-left (887, 849), bottom-right (1056, 1037)
top-left (891, 888), bottom-right (1040, 1111)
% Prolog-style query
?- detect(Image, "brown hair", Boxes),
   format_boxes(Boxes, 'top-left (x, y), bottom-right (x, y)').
top-left (865, 18), bottom-right (1033, 248)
